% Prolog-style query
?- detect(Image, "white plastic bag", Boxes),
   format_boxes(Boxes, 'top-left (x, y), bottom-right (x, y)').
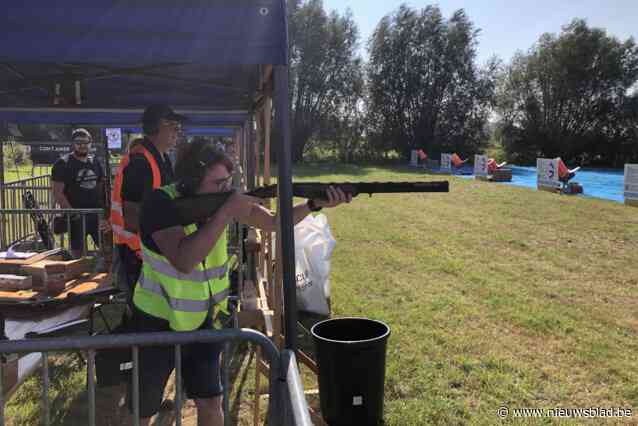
top-left (294, 213), bottom-right (336, 316)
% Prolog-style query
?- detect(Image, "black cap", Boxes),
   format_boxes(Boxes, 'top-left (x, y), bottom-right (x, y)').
top-left (142, 104), bottom-right (188, 128)
top-left (71, 128), bottom-right (92, 143)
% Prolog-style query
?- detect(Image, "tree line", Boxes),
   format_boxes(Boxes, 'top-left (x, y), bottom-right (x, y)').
top-left (288, 0), bottom-right (638, 166)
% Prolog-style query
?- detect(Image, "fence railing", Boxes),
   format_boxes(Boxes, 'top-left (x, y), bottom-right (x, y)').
top-left (3, 175), bottom-right (51, 189)
top-left (0, 328), bottom-right (312, 426)
top-left (0, 208), bottom-right (105, 254)
top-left (2, 185), bottom-right (54, 211)
top-left (1, 175), bottom-right (54, 250)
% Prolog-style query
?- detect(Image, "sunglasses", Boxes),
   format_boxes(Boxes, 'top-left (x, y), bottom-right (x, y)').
top-left (160, 120), bottom-right (182, 132)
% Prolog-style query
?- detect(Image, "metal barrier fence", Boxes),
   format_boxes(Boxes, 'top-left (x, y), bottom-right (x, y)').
top-left (3, 175), bottom-right (51, 189)
top-left (2, 185), bottom-right (54, 210)
top-left (1, 175), bottom-right (54, 250)
top-left (0, 208), bottom-right (105, 255)
top-left (0, 329), bottom-right (312, 426)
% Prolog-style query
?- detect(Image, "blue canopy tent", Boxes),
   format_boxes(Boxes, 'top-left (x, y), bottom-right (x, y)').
top-left (0, 0), bottom-right (298, 356)
top-left (0, 109), bottom-right (249, 127)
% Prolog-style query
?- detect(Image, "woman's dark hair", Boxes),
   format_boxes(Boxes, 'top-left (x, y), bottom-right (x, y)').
top-left (175, 137), bottom-right (234, 195)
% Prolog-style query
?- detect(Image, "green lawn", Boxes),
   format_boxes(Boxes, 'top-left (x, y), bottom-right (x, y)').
top-left (5, 164), bottom-right (638, 425)
top-left (296, 164), bottom-right (638, 425)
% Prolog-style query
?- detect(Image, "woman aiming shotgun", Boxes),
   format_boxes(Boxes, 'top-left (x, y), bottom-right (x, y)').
top-left (128, 138), bottom-right (350, 426)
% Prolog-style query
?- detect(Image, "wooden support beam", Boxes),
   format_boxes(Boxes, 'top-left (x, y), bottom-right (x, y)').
top-left (295, 348), bottom-right (319, 376)
top-left (309, 407), bottom-right (327, 426)
top-left (253, 346), bottom-right (262, 426)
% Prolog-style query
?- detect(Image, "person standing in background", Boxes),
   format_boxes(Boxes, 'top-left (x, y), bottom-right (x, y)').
top-left (110, 104), bottom-right (187, 300)
top-left (52, 128), bottom-right (105, 258)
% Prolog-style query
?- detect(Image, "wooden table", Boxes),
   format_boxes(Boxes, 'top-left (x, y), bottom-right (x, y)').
top-left (1, 272), bottom-right (119, 400)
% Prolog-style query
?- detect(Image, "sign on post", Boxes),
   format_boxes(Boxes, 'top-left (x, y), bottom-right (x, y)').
top-left (440, 154), bottom-right (452, 173)
top-left (624, 164), bottom-right (638, 206)
top-left (474, 155), bottom-right (488, 178)
top-left (537, 158), bottom-right (560, 191)
top-left (105, 128), bottom-right (122, 149)
top-left (30, 144), bottom-right (71, 164)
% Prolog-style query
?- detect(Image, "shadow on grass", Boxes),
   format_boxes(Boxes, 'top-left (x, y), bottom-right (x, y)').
top-left (227, 342), bottom-right (256, 424)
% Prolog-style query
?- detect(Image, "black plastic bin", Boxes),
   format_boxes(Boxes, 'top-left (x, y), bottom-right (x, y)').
top-left (311, 317), bottom-right (390, 426)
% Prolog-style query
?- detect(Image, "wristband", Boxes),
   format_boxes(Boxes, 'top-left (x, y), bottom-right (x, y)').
top-left (307, 199), bottom-right (323, 212)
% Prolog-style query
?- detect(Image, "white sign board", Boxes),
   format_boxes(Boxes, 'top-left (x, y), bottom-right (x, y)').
top-left (474, 155), bottom-right (488, 177)
top-left (537, 158), bottom-right (560, 189)
top-left (440, 153), bottom-right (452, 172)
top-left (624, 164), bottom-right (638, 204)
top-left (410, 150), bottom-right (418, 167)
top-left (105, 128), bottom-right (122, 149)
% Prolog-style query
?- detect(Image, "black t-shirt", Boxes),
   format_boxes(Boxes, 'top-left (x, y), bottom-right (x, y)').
top-left (139, 189), bottom-right (181, 255)
top-left (121, 138), bottom-right (174, 204)
top-left (118, 138), bottom-right (175, 272)
top-left (51, 154), bottom-right (104, 208)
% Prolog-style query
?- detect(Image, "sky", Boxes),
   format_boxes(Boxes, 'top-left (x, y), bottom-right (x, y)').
top-left (322, 0), bottom-right (638, 65)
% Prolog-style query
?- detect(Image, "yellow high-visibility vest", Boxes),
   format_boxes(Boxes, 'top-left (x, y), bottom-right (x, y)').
top-left (133, 184), bottom-right (230, 331)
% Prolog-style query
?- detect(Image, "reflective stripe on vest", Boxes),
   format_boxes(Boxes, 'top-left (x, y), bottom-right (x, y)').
top-left (132, 183), bottom-right (230, 331)
top-left (138, 269), bottom-right (230, 312)
top-left (110, 144), bottom-right (162, 255)
top-left (142, 249), bottom-right (228, 282)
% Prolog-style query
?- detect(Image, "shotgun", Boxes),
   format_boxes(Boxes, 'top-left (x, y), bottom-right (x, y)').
top-left (173, 181), bottom-right (449, 225)
top-left (23, 191), bottom-right (55, 250)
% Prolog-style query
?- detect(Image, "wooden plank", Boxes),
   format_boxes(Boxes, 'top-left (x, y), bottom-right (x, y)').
top-left (20, 258), bottom-right (91, 292)
top-left (260, 65), bottom-right (273, 92)
top-left (237, 309), bottom-right (264, 329)
top-left (258, 358), bottom-right (270, 374)
top-left (2, 357), bottom-right (19, 400)
top-left (309, 407), bottom-right (327, 426)
top-left (296, 348), bottom-right (319, 375)
top-left (0, 274), bottom-right (32, 290)
top-left (0, 272), bottom-right (110, 301)
top-left (0, 248), bottom-right (64, 274)
top-left (240, 279), bottom-right (259, 311)
top-left (262, 309), bottom-right (274, 338)
top-left (257, 280), bottom-right (268, 303)
top-left (253, 346), bottom-right (262, 426)
top-left (263, 97), bottom-right (273, 288)
top-left (244, 228), bottom-right (261, 253)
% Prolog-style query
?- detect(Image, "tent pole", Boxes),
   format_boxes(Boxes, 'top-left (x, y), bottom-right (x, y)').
top-left (275, 63), bottom-right (296, 351)
top-left (0, 137), bottom-right (5, 249)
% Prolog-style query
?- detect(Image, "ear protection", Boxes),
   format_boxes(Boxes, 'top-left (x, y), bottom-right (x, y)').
top-left (177, 143), bottom-right (210, 196)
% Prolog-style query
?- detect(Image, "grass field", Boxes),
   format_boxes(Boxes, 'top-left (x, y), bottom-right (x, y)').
top-left (5, 163), bottom-right (638, 425)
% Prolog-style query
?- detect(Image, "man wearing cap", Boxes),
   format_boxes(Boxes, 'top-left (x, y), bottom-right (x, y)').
top-left (111, 105), bottom-right (186, 300)
top-left (52, 128), bottom-right (106, 258)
